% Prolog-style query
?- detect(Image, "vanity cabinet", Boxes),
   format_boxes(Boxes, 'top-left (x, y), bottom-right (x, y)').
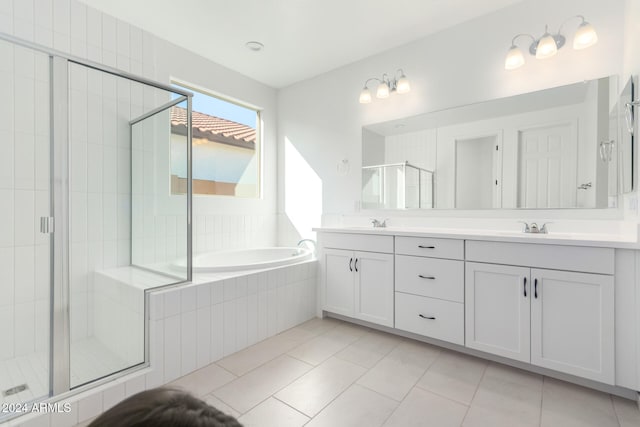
top-left (394, 236), bottom-right (465, 345)
top-left (465, 241), bottom-right (615, 384)
top-left (320, 233), bottom-right (394, 327)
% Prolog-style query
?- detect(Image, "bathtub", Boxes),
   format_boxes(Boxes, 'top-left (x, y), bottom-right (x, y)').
top-left (173, 247), bottom-right (314, 273)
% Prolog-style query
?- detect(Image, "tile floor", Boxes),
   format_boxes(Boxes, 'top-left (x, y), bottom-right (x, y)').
top-left (76, 317), bottom-right (640, 427)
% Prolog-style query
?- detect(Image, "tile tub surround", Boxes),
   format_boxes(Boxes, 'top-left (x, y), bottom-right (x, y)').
top-left (1, 260), bottom-right (317, 426)
top-left (54, 319), bottom-right (640, 426)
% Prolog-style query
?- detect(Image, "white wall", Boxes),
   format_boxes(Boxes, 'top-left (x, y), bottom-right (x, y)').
top-left (622, 0), bottom-right (640, 222)
top-left (277, 0), bottom-right (627, 239)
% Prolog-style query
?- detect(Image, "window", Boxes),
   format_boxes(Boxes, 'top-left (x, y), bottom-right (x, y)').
top-left (170, 81), bottom-right (261, 197)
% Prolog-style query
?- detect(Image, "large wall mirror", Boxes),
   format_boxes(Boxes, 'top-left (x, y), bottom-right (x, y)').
top-left (362, 75), bottom-right (634, 210)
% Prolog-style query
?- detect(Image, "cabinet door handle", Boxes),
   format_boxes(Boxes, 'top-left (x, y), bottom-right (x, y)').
top-left (534, 278), bottom-right (538, 299)
top-left (349, 258), bottom-right (353, 272)
top-left (523, 277), bottom-right (527, 298)
top-left (354, 258), bottom-right (358, 272)
top-left (418, 275), bottom-right (436, 280)
top-left (419, 314), bottom-right (436, 320)
top-left (418, 245), bottom-right (435, 249)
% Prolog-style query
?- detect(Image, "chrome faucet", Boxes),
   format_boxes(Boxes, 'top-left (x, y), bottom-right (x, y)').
top-left (371, 218), bottom-right (387, 228)
top-left (519, 221), bottom-right (551, 234)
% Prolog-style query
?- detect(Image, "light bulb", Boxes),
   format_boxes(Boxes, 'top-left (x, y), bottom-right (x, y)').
top-left (376, 82), bottom-right (390, 99)
top-left (573, 21), bottom-right (598, 49)
top-left (396, 75), bottom-right (410, 94)
top-left (359, 87), bottom-right (372, 104)
top-left (504, 45), bottom-right (525, 70)
top-left (535, 33), bottom-right (558, 59)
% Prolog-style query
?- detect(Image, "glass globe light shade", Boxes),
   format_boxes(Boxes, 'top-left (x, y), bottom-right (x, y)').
top-left (535, 33), bottom-right (558, 59)
top-left (505, 45), bottom-right (525, 70)
top-left (573, 21), bottom-right (598, 49)
top-left (359, 87), bottom-right (372, 104)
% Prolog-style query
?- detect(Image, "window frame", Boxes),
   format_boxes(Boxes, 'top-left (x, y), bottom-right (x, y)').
top-left (170, 78), bottom-right (263, 199)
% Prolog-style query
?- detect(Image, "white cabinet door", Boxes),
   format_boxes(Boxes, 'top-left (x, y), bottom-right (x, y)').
top-left (324, 249), bottom-right (355, 317)
top-left (465, 262), bottom-right (531, 362)
top-left (355, 251), bottom-right (394, 327)
top-left (530, 269), bottom-right (614, 384)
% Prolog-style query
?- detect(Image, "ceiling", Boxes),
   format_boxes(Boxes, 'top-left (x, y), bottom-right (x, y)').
top-left (78, 0), bottom-right (523, 88)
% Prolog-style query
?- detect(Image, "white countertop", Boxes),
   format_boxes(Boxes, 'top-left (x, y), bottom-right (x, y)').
top-left (313, 226), bottom-right (640, 249)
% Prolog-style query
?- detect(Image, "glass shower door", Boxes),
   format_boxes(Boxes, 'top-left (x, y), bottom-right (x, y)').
top-left (67, 61), bottom-right (190, 388)
top-left (0, 39), bottom-right (51, 414)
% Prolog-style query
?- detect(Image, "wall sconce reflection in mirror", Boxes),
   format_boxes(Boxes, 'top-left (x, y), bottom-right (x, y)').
top-left (599, 140), bottom-right (615, 162)
top-left (505, 15), bottom-right (598, 70)
top-left (359, 69), bottom-right (410, 104)
top-left (624, 100), bottom-right (640, 135)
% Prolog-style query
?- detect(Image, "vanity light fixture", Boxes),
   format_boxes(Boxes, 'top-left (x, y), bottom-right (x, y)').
top-left (505, 15), bottom-right (598, 70)
top-left (359, 69), bottom-right (410, 104)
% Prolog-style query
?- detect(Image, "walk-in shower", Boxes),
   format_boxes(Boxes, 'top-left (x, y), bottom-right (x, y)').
top-left (0, 33), bottom-right (192, 421)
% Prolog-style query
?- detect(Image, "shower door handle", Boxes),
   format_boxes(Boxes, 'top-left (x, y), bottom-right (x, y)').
top-left (40, 217), bottom-right (54, 234)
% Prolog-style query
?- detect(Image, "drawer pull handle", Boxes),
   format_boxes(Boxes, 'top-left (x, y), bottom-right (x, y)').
top-left (523, 277), bottom-right (527, 298)
top-left (418, 245), bottom-right (435, 249)
top-left (534, 278), bottom-right (538, 299)
top-left (349, 258), bottom-right (353, 272)
top-left (419, 314), bottom-right (436, 320)
top-left (354, 258), bottom-right (358, 272)
top-left (418, 275), bottom-right (436, 280)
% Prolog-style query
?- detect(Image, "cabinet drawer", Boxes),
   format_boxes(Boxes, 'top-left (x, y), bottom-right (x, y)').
top-left (465, 241), bottom-right (614, 275)
top-left (395, 236), bottom-right (463, 260)
top-left (320, 232), bottom-right (394, 253)
top-left (395, 255), bottom-right (463, 302)
top-left (395, 292), bottom-right (464, 345)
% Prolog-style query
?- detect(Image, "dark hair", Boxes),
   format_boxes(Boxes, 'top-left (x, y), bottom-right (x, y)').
top-left (88, 387), bottom-right (243, 427)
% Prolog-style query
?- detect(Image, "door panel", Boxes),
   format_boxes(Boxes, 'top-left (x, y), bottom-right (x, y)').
top-left (465, 262), bottom-right (530, 362)
top-left (530, 269), bottom-right (614, 384)
top-left (323, 249), bottom-right (354, 316)
top-left (518, 121), bottom-right (577, 208)
top-left (0, 41), bottom-right (52, 412)
top-left (355, 251), bottom-right (394, 327)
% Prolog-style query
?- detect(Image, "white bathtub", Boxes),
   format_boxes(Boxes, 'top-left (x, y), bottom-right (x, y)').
top-left (173, 247), bottom-right (314, 273)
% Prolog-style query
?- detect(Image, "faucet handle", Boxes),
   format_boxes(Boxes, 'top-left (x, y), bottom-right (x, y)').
top-left (540, 222), bottom-right (552, 234)
top-left (370, 218), bottom-right (387, 228)
top-left (518, 221), bottom-right (530, 232)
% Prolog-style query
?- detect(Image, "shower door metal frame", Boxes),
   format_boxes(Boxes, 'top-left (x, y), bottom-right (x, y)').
top-left (51, 56), bottom-right (71, 396)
